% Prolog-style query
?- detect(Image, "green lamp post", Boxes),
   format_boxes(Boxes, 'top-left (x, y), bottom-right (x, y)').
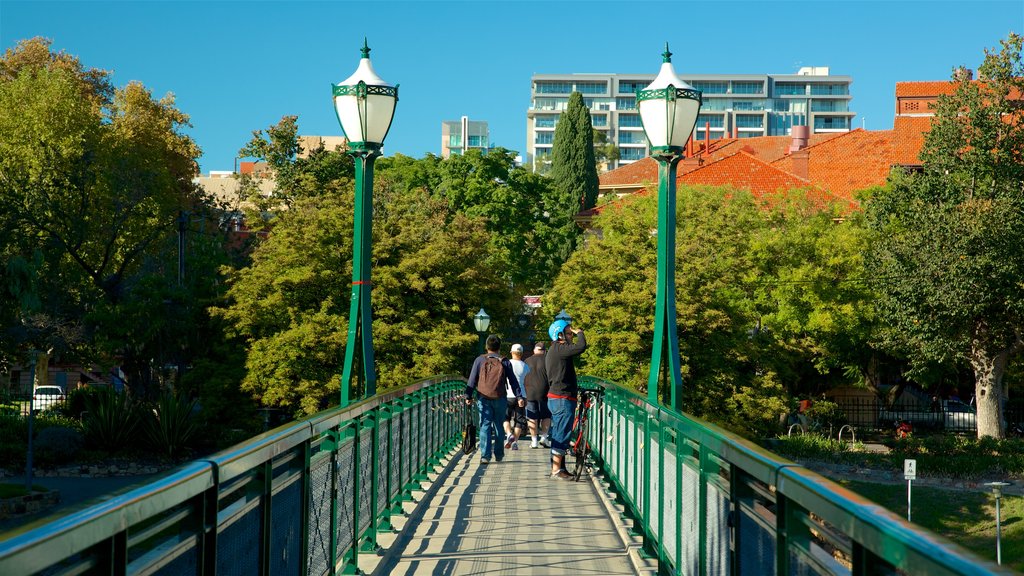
top-left (332, 39), bottom-right (398, 406)
top-left (636, 43), bottom-right (701, 411)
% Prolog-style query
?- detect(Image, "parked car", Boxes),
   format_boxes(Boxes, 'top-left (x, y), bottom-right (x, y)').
top-left (878, 399), bottom-right (977, 433)
top-left (32, 385), bottom-right (66, 411)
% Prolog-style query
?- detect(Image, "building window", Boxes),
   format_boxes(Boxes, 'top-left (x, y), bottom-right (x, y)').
top-left (618, 114), bottom-right (643, 127)
top-left (576, 81), bottom-right (607, 94)
top-left (536, 82), bottom-right (571, 94)
top-left (696, 114), bottom-right (724, 128)
top-left (618, 80), bottom-right (648, 94)
top-left (811, 100), bottom-right (849, 112)
top-left (620, 148), bottom-right (646, 160)
top-left (738, 131), bottom-right (762, 138)
top-left (468, 136), bottom-right (486, 147)
top-left (814, 116), bottom-right (851, 130)
top-left (448, 135), bottom-right (462, 147)
top-left (735, 115), bottom-right (763, 128)
top-left (700, 99), bottom-right (729, 111)
top-left (535, 148), bottom-right (552, 159)
top-left (732, 81), bottom-right (764, 94)
top-left (775, 83), bottom-right (806, 95)
top-left (733, 100), bottom-right (765, 111)
top-left (618, 132), bottom-right (646, 145)
top-left (692, 81), bottom-right (728, 94)
top-left (591, 114), bottom-right (608, 127)
top-left (810, 83), bottom-right (849, 96)
top-left (535, 116), bottom-right (557, 128)
top-left (534, 98), bottom-right (568, 111)
top-left (616, 97), bottom-right (637, 110)
top-left (536, 133), bottom-right (554, 144)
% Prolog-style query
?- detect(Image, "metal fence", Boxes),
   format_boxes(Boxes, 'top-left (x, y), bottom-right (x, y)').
top-left (1, 392), bottom-right (67, 418)
top-left (828, 394), bottom-right (1024, 435)
top-left (0, 375), bottom-right (465, 576)
top-left (581, 376), bottom-right (1012, 576)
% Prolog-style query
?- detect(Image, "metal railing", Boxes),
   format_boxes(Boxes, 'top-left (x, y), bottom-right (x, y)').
top-left (0, 375), bottom-right (466, 575)
top-left (580, 376), bottom-right (1012, 576)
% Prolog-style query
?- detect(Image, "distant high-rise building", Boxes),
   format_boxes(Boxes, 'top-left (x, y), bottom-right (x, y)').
top-left (527, 67), bottom-right (854, 171)
top-left (441, 116), bottom-right (489, 158)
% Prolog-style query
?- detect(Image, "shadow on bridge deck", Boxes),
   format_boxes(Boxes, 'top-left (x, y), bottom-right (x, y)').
top-left (369, 442), bottom-right (646, 575)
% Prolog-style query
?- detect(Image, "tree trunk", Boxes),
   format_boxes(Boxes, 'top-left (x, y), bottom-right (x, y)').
top-left (969, 341), bottom-right (1009, 439)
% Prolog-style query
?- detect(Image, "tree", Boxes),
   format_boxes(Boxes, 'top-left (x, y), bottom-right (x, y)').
top-left (236, 115), bottom-right (354, 221)
top-left (215, 180), bottom-right (516, 416)
top-left (547, 92), bottom-right (599, 264)
top-left (750, 194), bottom-right (880, 394)
top-left (865, 33), bottom-right (1024, 438)
top-left (544, 185), bottom-right (791, 435)
top-left (0, 38), bottom-right (206, 391)
top-left (592, 129), bottom-right (620, 172)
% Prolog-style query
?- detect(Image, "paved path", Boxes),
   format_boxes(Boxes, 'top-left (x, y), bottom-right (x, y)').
top-left (372, 441), bottom-right (638, 575)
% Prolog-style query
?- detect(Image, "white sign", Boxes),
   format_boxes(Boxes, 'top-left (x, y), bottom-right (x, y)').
top-left (904, 459), bottom-right (917, 480)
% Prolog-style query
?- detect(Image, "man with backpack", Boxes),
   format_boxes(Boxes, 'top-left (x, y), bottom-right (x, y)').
top-left (466, 335), bottom-right (525, 464)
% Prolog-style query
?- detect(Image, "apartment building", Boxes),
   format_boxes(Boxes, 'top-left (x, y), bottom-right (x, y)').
top-left (441, 116), bottom-right (490, 158)
top-left (527, 67), bottom-right (855, 171)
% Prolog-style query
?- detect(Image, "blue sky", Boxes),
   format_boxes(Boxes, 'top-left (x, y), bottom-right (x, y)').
top-left (2, 1), bottom-right (1021, 174)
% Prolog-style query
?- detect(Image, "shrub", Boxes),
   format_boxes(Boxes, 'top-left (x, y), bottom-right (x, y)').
top-left (34, 426), bottom-right (84, 466)
top-left (144, 391), bottom-right (199, 459)
top-left (59, 386), bottom-right (102, 419)
top-left (81, 387), bottom-right (140, 451)
top-left (805, 400), bottom-right (847, 435)
top-left (0, 413), bottom-right (27, 469)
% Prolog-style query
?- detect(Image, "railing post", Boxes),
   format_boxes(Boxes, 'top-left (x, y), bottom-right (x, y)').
top-left (340, 422), bottom-right (360, 574)
top-left (377, 403), bottom-right (397, 533)
top-left (260, 460), bottom-right (273, 576)
top-left (361, 413), bottom-right (379, 553)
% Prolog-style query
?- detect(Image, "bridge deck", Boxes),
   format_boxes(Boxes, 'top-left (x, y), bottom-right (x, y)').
top-left (372, 441), bottom-right (640, 575)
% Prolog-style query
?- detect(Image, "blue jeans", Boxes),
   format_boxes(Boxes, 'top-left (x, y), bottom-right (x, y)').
top-left (548, 397), bottom-right (577, 456)
top-left (477, 396), bottom-right (507, 461)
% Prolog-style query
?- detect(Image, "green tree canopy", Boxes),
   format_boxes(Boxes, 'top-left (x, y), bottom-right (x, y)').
top-left (0, 38), bottom-right (209, 389)
top-left (547, 92), bottom-right (599, 265)
top-left (865, 33), bottom-right (1024, 438)
top-left (215, 180), bottom-right (517, 415)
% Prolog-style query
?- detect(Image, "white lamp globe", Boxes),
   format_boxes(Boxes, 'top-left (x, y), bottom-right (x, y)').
top-left (332, 39), bottom-right (399, 149)
top-left (637, 43), bottom-right (702, 152)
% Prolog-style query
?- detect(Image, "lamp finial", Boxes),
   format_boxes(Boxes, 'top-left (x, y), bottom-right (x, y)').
top-left (361, 38), bottom-right (371, 59)
top-left (662, 42), bottom-right (672, 63)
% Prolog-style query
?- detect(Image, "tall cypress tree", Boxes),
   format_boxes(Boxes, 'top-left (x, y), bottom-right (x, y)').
top-left (546, 92), bottom-right (599, 268)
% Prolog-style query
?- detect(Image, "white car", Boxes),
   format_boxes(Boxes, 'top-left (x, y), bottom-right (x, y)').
top-left (32, 385), bottom-right (66, 411)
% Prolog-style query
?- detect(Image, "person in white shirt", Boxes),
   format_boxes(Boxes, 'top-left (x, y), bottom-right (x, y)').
top-left (503, 344), bottom-right (530, 450)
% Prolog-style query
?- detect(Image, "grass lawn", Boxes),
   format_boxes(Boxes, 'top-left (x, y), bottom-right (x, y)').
top-left (0, 482), bottom-right (48, 499)
top-left (840, 480), bottom-right (1024, 572)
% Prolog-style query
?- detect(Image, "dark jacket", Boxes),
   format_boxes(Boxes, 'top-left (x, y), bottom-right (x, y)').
top-left (523, 352), bottom-right (549, 402)
top-left (545, 330), bottom-right (587, 398)
top-left (466, 353), bottom-right (522, 400)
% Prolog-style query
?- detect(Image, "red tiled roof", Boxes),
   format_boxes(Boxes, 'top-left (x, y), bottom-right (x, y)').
top-left (598, 132), bottom-right (845, 189)
top-left (679, 151), bottom-right (811, 198)
top-left (892, 116), bottom-right (934, 165)
top-left (771, 129), bottom-right (892, 203)
top-left (895, 81), bottom-right (958, 98)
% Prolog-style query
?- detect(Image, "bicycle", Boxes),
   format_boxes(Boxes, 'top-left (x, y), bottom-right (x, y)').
top-left (569, 389), bottom-right (601, 481)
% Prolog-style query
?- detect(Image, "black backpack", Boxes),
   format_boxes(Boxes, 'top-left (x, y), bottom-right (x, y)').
top-left (476, 355), bottom-right (505, 399)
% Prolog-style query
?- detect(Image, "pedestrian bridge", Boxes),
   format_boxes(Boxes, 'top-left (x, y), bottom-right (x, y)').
top-left (0, 376), bottom-right (1009, 575)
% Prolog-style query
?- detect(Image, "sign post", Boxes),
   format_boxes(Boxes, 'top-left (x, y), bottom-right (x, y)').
top-left (904, 459), bottom-right (917, 522)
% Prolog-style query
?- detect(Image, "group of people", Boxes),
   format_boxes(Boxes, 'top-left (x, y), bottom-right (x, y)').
top-left (465, 318), bottom-right (587, 480)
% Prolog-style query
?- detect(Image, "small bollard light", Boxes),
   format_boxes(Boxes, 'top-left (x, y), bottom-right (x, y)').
top-left (984, 481), bottom-right (1012, 565)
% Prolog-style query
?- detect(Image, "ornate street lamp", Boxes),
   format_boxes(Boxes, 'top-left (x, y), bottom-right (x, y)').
top-left (474, 308), bottom-right (491, 354)
top-left (636, 43), bottom-right (701, 410)
top-left (333, 39), bottom-right (398, 406)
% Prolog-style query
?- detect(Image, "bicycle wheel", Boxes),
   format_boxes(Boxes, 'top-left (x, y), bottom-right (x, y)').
top-left (572, 421), bottom-right (589, 481)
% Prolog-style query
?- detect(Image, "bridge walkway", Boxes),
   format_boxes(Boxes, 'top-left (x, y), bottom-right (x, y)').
top-left (371, 441), bottom-right (641, 575)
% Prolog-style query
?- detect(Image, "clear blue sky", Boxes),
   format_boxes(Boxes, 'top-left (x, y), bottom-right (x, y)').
top-left (2, 1), bottom-right (1021, 174)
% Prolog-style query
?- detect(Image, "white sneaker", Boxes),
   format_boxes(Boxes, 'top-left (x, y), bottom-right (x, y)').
top-left (504, 434), bottom-right (514, 449)
top-left (531, 440), bottom-right (539, 449)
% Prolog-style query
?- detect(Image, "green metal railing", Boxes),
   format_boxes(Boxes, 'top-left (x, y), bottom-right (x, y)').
top-left (579, 376), bottom-right (1013, 576)
top-left (0, 375), bottom-right (466, 576)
